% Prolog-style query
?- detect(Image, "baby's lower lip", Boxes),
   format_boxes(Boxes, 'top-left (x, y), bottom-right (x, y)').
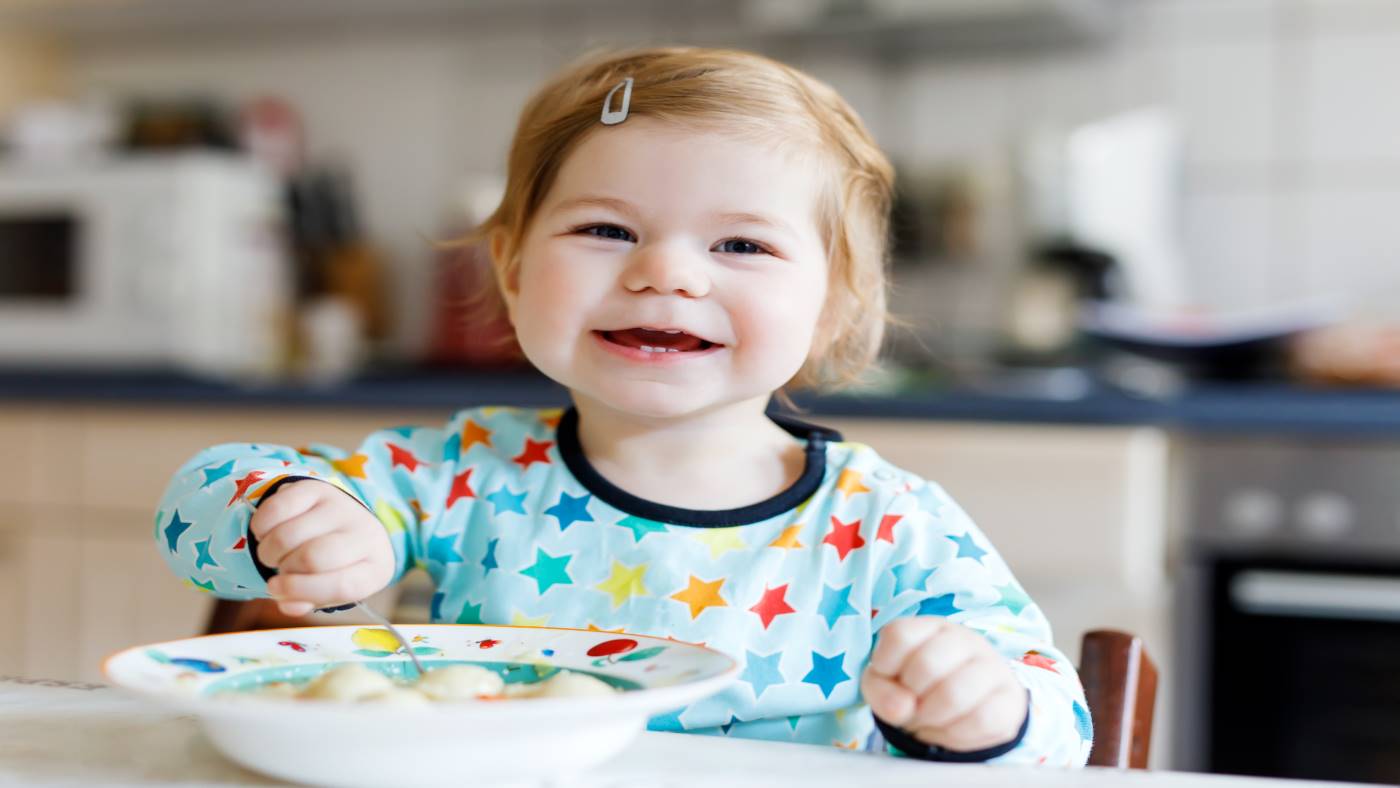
top-left (591, 331), bottom-right (724, 363)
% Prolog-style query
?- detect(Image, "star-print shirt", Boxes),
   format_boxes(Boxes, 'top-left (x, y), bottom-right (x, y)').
top-left (156, 405), bottom-right (1092, 766)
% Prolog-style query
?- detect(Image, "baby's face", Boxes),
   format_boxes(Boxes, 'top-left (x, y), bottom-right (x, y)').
top-left (504, 118), bottom-right (829, 419)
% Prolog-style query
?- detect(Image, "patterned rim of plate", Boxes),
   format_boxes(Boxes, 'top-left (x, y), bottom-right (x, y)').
top-left (102, 624), bottom-right (739, 717)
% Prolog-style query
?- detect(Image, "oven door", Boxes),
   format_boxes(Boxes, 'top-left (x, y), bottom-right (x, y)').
top-left (1204, 555), bottom-right (1400, 784)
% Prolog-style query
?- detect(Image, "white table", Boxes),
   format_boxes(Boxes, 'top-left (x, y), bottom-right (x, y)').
top-left (0, 677), bottom-right (1364, 788)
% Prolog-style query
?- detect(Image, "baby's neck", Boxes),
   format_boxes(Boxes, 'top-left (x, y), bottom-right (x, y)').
top-left (571, 396), bottom-right (808, 512)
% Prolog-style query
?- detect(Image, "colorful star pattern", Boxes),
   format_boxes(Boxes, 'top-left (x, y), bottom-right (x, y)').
top-left (749, 584), bottom-right (796, 629)
top-left (486, 486), bottom-right (528, 516)
top-left (545, 491), bottom-right (593, 531)
top-left (821, 516), bottom-right (865, 561)
top-left (802, 651), bottom-right (850, 699)
top-left (595, 560), bottom-right (650, 608)
top-left (155, 405), bottom-right (1092, 767)
top-left (520, 548), bottom-right (572, 594)
top-left (446, 468), bottom-right (476, 510)
top-left (670, 575), bottom-right (727, 619)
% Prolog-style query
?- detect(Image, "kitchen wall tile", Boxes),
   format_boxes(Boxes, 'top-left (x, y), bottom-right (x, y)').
top-left (1296, 188), bottom-right (1400, 306)
top-left (1149, 38), bottom-right (1280, 169)
top-left (1179, 187), bottom-right (1288, 309)
top-left (1132, 0), bottom-right (1279, 45)
top-left (1296, 29), bottom-right (1400, 165)
top-left (1292, 0), bottom-right (1400, 35)
top-left (889, 58), bottom-right (1017, 165)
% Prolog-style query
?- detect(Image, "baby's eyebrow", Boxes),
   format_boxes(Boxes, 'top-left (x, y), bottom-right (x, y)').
top-left (712, 211), bottom-right (796, 236)
top-left (551, 195), bottom-right (638, 217)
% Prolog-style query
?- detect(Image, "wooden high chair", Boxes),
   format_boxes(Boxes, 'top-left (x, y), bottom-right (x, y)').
top-left (205, 601), bottom-right (1156, 768)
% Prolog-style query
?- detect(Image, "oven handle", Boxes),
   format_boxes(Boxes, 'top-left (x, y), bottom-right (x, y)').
top-left (1231, 570), bottom-right (1400, 622)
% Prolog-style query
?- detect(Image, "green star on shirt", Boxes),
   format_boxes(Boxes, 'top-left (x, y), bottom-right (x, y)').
top-left (520, 548), bottom-right (573, 594)
top-left (616, 515), bottom-right (669, 542)
top-left (995, 582), bottom-right (1031, 616)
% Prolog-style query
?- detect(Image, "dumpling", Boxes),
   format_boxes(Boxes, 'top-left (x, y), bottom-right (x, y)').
top-left (529, 671), bottom-right (617, 699)
top-left (300, 663), bottom-right (395, 702)
top-left (414, 665), bottom-right (505, 701)
top-left (360, 687), bottom-right (431, 706)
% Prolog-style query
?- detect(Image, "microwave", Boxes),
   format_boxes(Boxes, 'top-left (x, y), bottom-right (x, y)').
top-left (0, 154), bottom-right (292, 380)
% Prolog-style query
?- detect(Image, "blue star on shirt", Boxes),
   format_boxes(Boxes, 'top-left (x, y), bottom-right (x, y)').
top-left (720, 715), bottom-right (740, 735)
top-left (193, 537), bottom-right (220, 570)
top-left (485, 486), bottom-right (528, 516)
top-left (442, 433), bottom-right (460, 464)
top-left (427, 532), bottom-right (464, 565)
top-left (199, 460), bottom-right (235, 489)
top-left (388, 426), bottom-right (415, 439)
top-left (948, 531), bottom-right (988, 563)
top-left (917, 593), bottom-right (962, 618)
top-left (802, 651), bottom-right (850, 699)
top-left (164, 511), bottom-right (192, 553)
top-left (481, 537), bottom-right (499, 576)
top-left (430, 591), bottom-right (445, 620)
top-left (520, 548), bottom-right (573, 594)
top-left (1073, 699), bottom-right (1094, 741)
top-left (817, 583), bottom-right (859, 629)
top-left (741, 650), bottom-right (785, 700)
top-left (545, 491), bottom-right (594, 531)
top-left (616, 515), bottom-right (668, 542)
top-left (890, 559), bottom-right (936, 596)
top-left (648, 707), bottom-right (686, 732)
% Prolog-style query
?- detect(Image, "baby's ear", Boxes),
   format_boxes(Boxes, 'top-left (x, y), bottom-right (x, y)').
top-left (487, 228), bottom-right (520, 323)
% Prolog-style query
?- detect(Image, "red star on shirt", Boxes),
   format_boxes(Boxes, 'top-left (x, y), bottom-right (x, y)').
top-left (388, 443), bottom-right (423, 472)
top-left (1022, 651), bottom-right (1059, 672)
top-left (822, 516), bottom-right (866, 561)
top-left (513, 438), bottom-right (554, 470)
top-left (227, 471), bottom-right (266, 506)
top-left (749, 584), bottom-right (796, 630)
top-left (876, 513), bottom-right (903, 544)
top-left (446, 468), bottom-right (476, 509)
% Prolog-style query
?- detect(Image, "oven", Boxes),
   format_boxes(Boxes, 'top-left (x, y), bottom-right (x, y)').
top-left (1174, 435), bottom-right (1400, 784)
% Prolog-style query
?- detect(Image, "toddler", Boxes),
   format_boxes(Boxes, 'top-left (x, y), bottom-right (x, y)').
top-left (157, 46), bottom-right (1092, 765)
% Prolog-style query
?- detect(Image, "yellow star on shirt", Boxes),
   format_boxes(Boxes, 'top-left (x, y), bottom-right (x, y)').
top-left (331, 453), bottom-right (369, 479)
top-left (511, 610), bottom-right (551, 627)
top-left (595, 560), bottom-right (650, 609)
top-left (768, 524), bottom-right (804, 549)
top-left (692, 527), bottom-right (747, 560)
top-left (373, 499), bottom-right (406, 533)
top-left (835, 469), bottom-right (870, 499)
top-left (670, 575), bottom-right (728, 620)
top-left (539, 408), bottom-right (564, 429)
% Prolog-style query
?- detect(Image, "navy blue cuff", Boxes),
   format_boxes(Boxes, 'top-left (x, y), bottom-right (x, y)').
top-left (874, 690), bottom-right (1031, 763)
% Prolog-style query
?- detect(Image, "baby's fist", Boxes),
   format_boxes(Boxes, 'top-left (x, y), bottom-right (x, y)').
top-left (249, 479), bottom-right (394, 617)
top-left (862, 617), bottom-right (1027, 753)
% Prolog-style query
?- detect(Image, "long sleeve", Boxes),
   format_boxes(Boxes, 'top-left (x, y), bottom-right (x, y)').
top-left (868, 479), bottom-right (1093, 767)
top-left (153, 421), bottom-right (453, 601)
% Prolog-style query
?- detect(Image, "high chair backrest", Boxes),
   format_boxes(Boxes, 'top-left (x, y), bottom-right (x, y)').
top-left (1079, 629), bottom-right (1158, 769)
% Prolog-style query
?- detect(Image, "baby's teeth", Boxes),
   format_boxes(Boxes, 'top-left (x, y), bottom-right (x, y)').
top-left (638, 345), bottom-right (679, 353)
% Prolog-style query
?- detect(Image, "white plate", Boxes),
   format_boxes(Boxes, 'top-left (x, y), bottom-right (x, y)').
top-left (103, 624), bottom-right (739, 787)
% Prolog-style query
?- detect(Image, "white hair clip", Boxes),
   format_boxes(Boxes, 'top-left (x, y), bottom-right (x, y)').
top-left (600, 77), bottom-right (633, 125)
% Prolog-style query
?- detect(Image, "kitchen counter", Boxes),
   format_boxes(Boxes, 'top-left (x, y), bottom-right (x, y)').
top-left (0, 678), bottom-right (1364, 787)
top-left (5, 366), bottom-right (1400, 435)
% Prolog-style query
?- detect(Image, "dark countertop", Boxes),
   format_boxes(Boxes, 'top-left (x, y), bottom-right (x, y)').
top-left (5, 365), bottom-right (1400, 436)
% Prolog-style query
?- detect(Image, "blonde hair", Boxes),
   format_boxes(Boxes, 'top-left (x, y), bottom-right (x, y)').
top-left (464, 45), bottom-right (895, 391)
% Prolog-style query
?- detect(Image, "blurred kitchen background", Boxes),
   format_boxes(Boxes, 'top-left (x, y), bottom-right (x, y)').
top-left (5, 0), bottom-right (1400, 783)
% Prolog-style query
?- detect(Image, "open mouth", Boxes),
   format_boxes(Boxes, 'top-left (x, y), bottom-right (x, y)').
top-left (594, 327), bottom-right (720, 355)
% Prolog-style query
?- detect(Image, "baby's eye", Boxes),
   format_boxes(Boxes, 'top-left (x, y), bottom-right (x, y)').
top-left (713, 238), bottom-right (770, 255)
top-left (577, 224), bottom-right (635, 242)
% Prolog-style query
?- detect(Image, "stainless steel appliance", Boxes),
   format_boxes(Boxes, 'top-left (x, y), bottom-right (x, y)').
top-left (0, 154), bottom-right (291, 380)
top-left (1175, 435), bottom-right (1400, 784)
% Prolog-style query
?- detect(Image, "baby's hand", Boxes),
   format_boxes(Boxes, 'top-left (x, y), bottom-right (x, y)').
top-left (249, 479), bottom-right (394, 617)
top-left (861, 617), bottom-right (1027, 753)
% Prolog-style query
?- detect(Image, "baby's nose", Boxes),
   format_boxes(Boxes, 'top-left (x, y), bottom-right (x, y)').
top-left (621, 242), bottom-right (712, 298)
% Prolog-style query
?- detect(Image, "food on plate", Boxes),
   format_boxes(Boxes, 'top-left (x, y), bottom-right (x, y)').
top-left (233, 662), bottom-right (617, 704)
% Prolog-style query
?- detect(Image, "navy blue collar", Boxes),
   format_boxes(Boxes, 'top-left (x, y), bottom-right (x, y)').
top-left (555, 406), bottom-right (840, 528)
